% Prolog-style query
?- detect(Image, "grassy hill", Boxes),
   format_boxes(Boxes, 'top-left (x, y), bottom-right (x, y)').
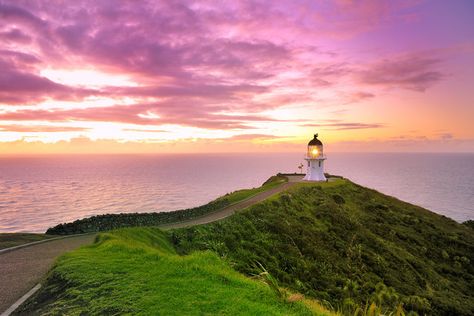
top-left (16, 227), bottom-right (332, 315)
top-left (17, 176), bottom-right (473, 315)
top-left (170, 179), bottom-right (474, 315)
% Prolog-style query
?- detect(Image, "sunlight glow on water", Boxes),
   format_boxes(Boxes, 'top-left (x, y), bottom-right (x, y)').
top-left (0, 153), bottom-right (472, 233)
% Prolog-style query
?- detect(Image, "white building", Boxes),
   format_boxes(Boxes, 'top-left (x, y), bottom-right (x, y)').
top-left (303, 133), bottom-right (327, 181)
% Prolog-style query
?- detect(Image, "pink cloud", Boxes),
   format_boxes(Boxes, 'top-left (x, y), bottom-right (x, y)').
top-left (0, 125), bottom-right (88, 132)
top-left (223, 134), bottom-right (287, 141)
top-left (357, 55), bottom-right (445, 91)
top-left (345, 91), bottom-right (375, 103)
top-left (0, 62), bottom-right (97, 104)
top-left (0, 102), bottom-right (291, 130)
top-left (0, 0), bottom-right (469, 147)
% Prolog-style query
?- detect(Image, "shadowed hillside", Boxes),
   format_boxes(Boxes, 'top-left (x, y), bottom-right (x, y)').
top-left (170, 179), bottom-right (474, 315)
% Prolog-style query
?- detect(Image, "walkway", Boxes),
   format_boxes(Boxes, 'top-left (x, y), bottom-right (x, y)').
top-left (160, 176), bottom-right (303, 229)
top-left (0, 234), bottom-right (96, 314)
top-left (0, 176), bottom-right (305, 314)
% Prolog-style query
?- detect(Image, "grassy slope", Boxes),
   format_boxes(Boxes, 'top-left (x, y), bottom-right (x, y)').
top-left (17, 227), bottom-right (332, 315)
top-left (215, 174), bottom-right (287, 205)
top-left (171, 179), bottom-right (474, 315)
top-left (0, 233), bottom-right (54, 250)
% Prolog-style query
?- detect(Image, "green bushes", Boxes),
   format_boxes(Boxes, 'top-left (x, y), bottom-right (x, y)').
top-left (46, 198), bottom-right (230, 235)
top-left (332, 194), bottom-right (345, 205)
top-left (463, 220), bottom-right (474, 230)
top-left (170, 180), bottom-right (474, 315)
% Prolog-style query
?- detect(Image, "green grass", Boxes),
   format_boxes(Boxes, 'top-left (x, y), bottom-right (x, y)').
top-left (171, 179), bottom-right (474, 315)
top-left (262, 179), bottom-right (345, 207)
top-left (0, 233), bottom-right (55, 250)
top-left (17, 227), bottom-right (332, 315)
top-left (216, 174), bottom-right (287, 205)
top-left (17, 175), bottom-right (473, 315)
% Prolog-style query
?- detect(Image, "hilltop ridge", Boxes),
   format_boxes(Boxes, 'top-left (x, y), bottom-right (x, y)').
top-left (15, 175), bottom-right (474, 315)
top-left (170, 177), bottom-right (474, 315)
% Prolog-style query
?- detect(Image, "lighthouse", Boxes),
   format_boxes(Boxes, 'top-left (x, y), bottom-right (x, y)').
top-left (303, 133), bottom-right (327, 181)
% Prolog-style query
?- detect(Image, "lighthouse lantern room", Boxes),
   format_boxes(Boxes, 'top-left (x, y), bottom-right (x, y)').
top-left (303, 133), bottom-right (327, 181)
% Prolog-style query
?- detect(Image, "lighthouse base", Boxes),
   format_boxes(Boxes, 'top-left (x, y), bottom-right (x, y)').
top-left (303, 158), bottom-right (327, 182)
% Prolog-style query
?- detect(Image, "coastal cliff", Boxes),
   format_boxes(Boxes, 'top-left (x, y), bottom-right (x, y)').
top-left (17, 176), bottom-right (474, 315)
top-left (170, 178), bottom-right (474, 315)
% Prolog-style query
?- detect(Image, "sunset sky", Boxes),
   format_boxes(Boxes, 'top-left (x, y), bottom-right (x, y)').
top-left (0, 0), bottom-right (473, 154)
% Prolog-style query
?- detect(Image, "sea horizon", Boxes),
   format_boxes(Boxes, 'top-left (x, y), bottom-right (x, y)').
top-left (1, 152), bottom-right (472, 233)
top-left (2, 151), bottom-right (474, 156)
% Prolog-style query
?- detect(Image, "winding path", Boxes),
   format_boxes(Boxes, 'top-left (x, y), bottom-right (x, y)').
top-left (0, 234), bottom-right (96, 314)
top-left (160, 176), bottom-right (302, 229)
top-left (0, 175), bottom-right (304, 314)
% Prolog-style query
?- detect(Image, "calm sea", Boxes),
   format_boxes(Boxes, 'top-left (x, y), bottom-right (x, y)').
top-left (0, 153), bottom-right (473, 233)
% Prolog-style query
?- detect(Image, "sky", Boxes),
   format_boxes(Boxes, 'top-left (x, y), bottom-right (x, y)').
top-left (0, 0), bottom-right (473, 154)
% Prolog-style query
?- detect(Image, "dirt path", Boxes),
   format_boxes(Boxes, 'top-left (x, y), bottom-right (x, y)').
top-left (0, 234), bottom-right (96, 314)
top-left (160, 179), bottom-right (301, 229)
top-left (0, 177), bottom-right (304, 313)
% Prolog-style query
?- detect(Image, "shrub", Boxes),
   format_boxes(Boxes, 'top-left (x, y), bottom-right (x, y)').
top-left (332, 194), bottom-right (346, 205)
top-left (47, 199), bottom-right (230, 234)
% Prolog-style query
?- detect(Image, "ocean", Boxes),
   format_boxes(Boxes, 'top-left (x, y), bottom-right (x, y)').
top-left (0, 153), bottom-right (473, 233)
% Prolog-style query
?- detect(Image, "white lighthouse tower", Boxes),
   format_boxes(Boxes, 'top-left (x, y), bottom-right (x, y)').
top-left (303, 133), bottom-right (327, 181)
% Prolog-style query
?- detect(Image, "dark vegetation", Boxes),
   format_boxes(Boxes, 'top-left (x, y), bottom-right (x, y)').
top-left (46, 199), bottom-right (229, 235)
top-left (46, 175), bottom-right (287, 235)
top-left (170, 180), bottom-right (474, 315)
top-left (463, 220), bottom-right (474, 230)
top-left (0, 233), bottom-right (54, 250)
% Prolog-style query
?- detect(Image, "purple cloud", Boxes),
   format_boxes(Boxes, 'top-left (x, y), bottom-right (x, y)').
top-left (357, 55), bottom-right (445, 91)
top-left (0, 28), bottom-right (32, 43)
top-left (0, 0), bottom-right (463, 142)
top-left (311, 63), bottom-right (351, 86)
top-left (0, 61), bottom-right (97, 104)
top-left (0, 101), bottom-right (292, 130)
top-left (0, 3), bottom-right (47, 30)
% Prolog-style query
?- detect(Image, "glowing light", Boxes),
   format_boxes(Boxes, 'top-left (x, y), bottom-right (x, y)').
top-left (137, 111), bottom-right (161, 119)
top-left (40, 69), bottom-right (139, 88)
top-left (312, 148), bottom-right (319, 155)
